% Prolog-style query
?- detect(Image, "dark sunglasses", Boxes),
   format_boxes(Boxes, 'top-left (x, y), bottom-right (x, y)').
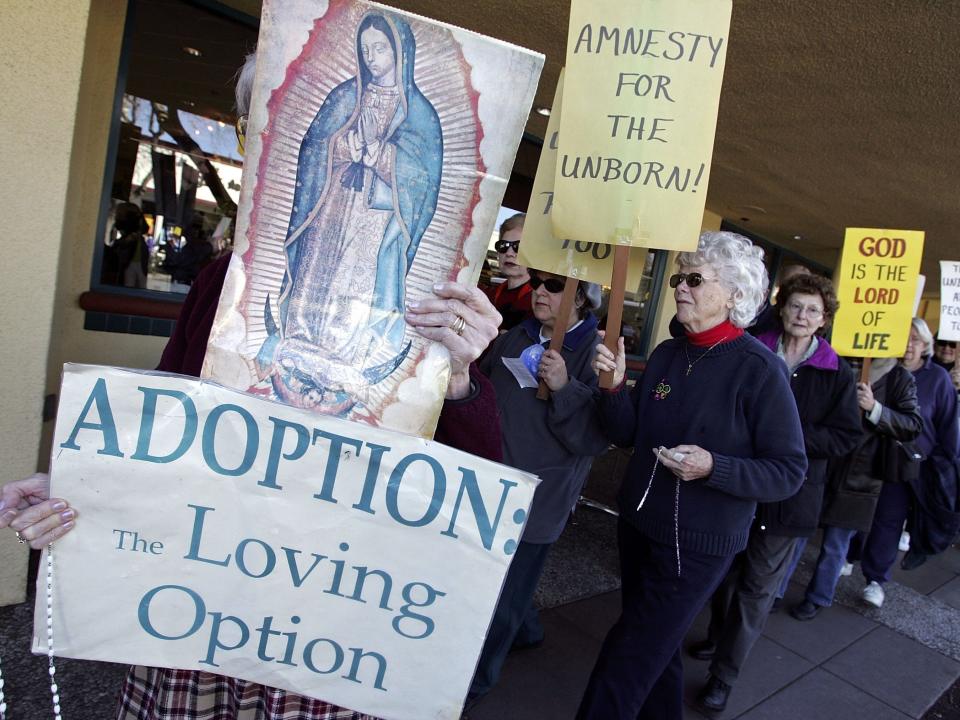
top-left (669, 272), bottom-right (710, 288)
top-left (529, 275), bottom-right (566, 293)
top-left (936, 340), bottom-right (957, 349)
top-left (495, 239), bottom-right (520, 253)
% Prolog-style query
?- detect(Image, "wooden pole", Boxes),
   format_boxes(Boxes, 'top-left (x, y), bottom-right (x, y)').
top-left (859, 356), bottom-right (872, 384)
top-left (537, 276), bottom-right (580, 400)
top-left (599, 244), bottom-right (631, 389)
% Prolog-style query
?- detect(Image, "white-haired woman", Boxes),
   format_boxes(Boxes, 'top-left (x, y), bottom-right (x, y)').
top-left (577, 231), bottom-right (807, 719)
top-left (856, 318), bottom-right (959, 578)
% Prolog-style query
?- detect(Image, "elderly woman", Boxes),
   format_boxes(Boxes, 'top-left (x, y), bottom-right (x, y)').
top-left (933, 336), bottom-right (960, 395)
top-left (687, 273), bottom-right (861, 713)
top-left (484, 213), bottom-right (533, 331)
top-left (862, 319), bottom-right (959, 575)
top-left (469, 269), bottom-right (608, 704)
top-left (791, 344), bottom-right (922, 619)
top-left (577, 231), bottom-right (807, 719)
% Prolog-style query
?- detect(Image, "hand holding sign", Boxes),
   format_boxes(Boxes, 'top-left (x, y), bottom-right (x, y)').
top-left (405, 282), bottom-right (501, 399)
top-left (1, 473), bottom-right (76, 549)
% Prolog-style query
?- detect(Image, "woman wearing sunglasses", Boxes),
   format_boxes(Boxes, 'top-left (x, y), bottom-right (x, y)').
top-left (484, 213), bottom-right (534, 331)
top-left (933, 336), bottom-right (960, 394)
top-left (578, 231), bottom-right (807, 719)
top-left (467, 269), bottom-right (608, 706)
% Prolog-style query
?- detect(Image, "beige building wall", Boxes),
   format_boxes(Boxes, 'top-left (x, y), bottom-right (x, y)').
top-left (1, 0), bottom-right (167, 607)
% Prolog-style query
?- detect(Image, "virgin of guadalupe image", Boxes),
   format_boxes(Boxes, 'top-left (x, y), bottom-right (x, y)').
top-left (256, 11), bottom-right (442, 415)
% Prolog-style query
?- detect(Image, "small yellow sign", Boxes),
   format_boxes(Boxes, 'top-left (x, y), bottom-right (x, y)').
top-left (552, 0), bottom-right (732, 250)
top-left (519, 71), bottom-right (649, 288)
top-left (832, 228), bottom-right (925, 357)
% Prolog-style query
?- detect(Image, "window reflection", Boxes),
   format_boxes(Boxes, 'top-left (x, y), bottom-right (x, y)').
top-left (98, 0), bottom-right (256, 293)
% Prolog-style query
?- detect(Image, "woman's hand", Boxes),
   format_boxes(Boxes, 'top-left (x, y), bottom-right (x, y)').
top-left (539, 349), bottom-right (569, 391)
top-left (0, 473), bottom-right (77, 549)
top-left (359, 108), bottom-right (380, 147)
top-left (856, 382), bottom-right (877, 412)
top-left (654, 445), bottom-right (714, 481)
top-left (592, 332), bottom-right (626, 388)
top-left (405, 282), bottom-right (501, 399)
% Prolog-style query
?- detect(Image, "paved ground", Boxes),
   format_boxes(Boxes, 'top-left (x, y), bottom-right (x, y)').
top-left (471, 508), bottom-right (960, 720)
top-left (1, 507), bottom-right (958, 719)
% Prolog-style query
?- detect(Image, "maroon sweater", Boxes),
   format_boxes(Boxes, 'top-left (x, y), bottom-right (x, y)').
top-left (156, 253), bottom-right (502, 460)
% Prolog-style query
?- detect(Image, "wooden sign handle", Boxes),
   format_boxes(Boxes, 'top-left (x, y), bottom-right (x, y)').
top-left (859, 356), bottom-right (872, 384)
top-left (600, 245), bottom-right (631, 389)
top-left (537, 276), bottom-right (580, 400)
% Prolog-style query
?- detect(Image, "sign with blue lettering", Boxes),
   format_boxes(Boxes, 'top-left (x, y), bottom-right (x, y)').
top-left (35, 364), bottom-right (538, 720)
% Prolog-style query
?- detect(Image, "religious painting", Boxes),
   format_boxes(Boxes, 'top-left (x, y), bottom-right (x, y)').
top-left (202, 0), bottom-right (543, 437)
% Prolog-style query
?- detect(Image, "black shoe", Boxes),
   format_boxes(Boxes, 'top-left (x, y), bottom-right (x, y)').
top-left (790, 600), bottom-right (822, 621)
top-left (687, 639), bottom-right (717, 661)
top-left (901, 550), bottom-right (928, 571)
top-left (697, 674), bottom-right (732, 713)
top-left (770, 597), bottom-right (783, 612)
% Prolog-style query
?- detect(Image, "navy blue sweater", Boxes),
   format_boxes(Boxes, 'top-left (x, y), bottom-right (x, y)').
top-left (600, 334), bottom-right (807, 557)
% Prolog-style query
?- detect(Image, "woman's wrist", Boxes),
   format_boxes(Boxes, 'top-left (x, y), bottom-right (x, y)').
top-left (446, 369), bottom-right (471, 400)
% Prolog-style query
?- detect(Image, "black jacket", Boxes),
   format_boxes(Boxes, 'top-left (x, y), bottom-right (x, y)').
top-left (820, 364), bottom-right (923, 532)
top-left (755, 334), bottom-right (862, 537)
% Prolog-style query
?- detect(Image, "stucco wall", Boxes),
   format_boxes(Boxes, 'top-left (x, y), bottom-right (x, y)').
top-left (0, 0), bottom-right (169, 607)
top-left (0, 0), bottom-right (97, 606)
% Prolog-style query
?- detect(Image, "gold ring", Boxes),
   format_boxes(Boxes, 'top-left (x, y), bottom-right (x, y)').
top-left (451, 315), bottom-right (466, 336)
top-left (16, 531), bottom-right (26, 544)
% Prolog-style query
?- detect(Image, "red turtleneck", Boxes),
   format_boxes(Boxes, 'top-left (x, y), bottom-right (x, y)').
top-left (686, 319), bottom-right (744, 347)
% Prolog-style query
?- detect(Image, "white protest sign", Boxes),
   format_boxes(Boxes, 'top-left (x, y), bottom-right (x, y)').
top-left (36, 365), bottom-right (538, 720)
top-left (940, 261), bottom-right (960, 341)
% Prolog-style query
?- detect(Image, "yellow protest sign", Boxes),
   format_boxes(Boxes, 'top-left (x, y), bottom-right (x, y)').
top-left (832, 228), bottom-right (925, 357)
top-left (519, 70), bottom-right (648, 287)
top-left (552, 0), bottom-right (732, 250)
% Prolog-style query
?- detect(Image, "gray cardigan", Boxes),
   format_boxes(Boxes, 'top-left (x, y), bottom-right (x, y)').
top-left (479, 314), bottom-right (609, 543)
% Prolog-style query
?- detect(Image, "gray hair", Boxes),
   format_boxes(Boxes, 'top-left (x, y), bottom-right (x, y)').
top-left (235, 51), bottom-right (257, 117)
top-left (910, 317), bottom-right (934, 358)
top-left (677, 231), bottom-right (768, 328)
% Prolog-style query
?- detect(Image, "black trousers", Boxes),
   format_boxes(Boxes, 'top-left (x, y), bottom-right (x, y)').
top-left (577, 521), bottom-right (734, 720)
top-left (707, 532), bottom-right (799, 684)
top-left (469, 539), bottom-right (551, 697)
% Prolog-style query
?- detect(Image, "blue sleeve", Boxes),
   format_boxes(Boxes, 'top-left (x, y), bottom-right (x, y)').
top-left (597, 381), bottom-right (642, 448)
top-left (705, 359), bottom-right (808, 503)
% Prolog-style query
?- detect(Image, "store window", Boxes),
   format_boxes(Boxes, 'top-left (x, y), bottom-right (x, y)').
top-left (93, 0), bottom-right (257, 299)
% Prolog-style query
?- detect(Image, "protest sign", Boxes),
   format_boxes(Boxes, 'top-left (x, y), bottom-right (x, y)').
top-left (551, 0), bottom-right (732, 249)
top-left (832, 228), bottom-right (925, 357)
top-left (939, 261), bottom-right (960, 341)
top-left (518, 70), bottom-right (648, 287)
top-left (202, 0), bottom-right (543, 439)
top-left (36, 364), bottom-right (538, 720)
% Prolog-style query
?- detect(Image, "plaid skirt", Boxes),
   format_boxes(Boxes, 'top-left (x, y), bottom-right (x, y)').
top-left (116, 666), bottom-right (378, 720)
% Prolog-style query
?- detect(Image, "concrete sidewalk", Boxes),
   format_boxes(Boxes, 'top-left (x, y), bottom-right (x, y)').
top-left (470, 509), bottom-right (960, 719)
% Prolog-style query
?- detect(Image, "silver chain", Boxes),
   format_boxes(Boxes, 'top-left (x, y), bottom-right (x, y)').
top-left (636, 450), bottom-right (682, 577)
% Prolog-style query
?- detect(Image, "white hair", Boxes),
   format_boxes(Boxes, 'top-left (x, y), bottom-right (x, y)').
top-left (911, 317), bottom-right (934, 358)
top-left (235, 51), bottom-right (257, 117)
top-left (677, 231), bottom-right (769, 328)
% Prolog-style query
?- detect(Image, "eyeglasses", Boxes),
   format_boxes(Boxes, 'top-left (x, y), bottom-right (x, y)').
top-left (936, 340), bottom-right (957, 349)
top-left (669, 272), bottom-right (716, 289)
top-left (495, 239), bottom-right (520, 254)
top-left (529, 275), bottom-right (565, 293)
top-left (785, 301), bottom-right (824, 319)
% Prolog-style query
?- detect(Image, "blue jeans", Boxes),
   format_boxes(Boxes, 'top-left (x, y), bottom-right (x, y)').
top-left (805, 526), bottom-right (857, 607)
top-left (776, 536), bottom-right (809, 598)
